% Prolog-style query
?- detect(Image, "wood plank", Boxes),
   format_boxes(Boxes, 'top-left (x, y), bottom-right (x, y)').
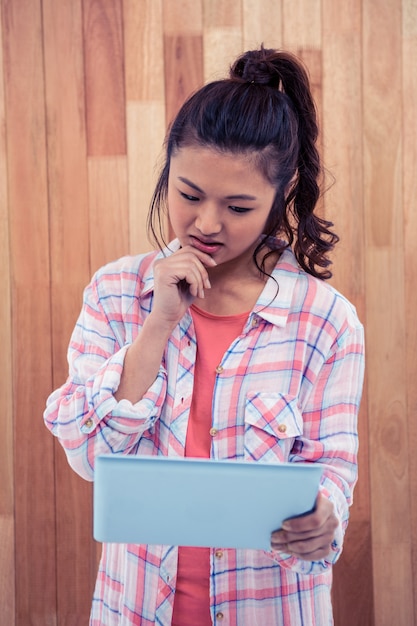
top-left (126, 101), bottom-right (166, 255)
top-left (0, 516), bottom-right (14, 622)
top-left (282, 0), bottom-right (321, 49)
top-left (365, 259), bottom-right (412, 617)
top-left (242, 0), bottom-right (283, 50)
top-left (55, 450), bottom-right (97, 626)
top-left (332, 521), bottom-right (374, 626)
top-left (83, 0), bottom-right (126, 156)
top-left (162, 0), bottom-right (203, 34)
top-left (124, 0), bottom-right (166, 256)
top-left (203, 0), bottom-right (243, 82)
top-left (0, 5), bottom-right (15, 623)
top-left (42, 1), bottom-right (97, 623)
top-left (163, 34), bottom-right (204, 124)
top-left (123, 0), bottom-right (165, 101)
top-left (88, 156), bottom-right (129, 272)
top-left (402, 2), bottom-right (417, 623)
top-left (322, 0), bottom-right (365, 301)
top-left (2, 0), bottom-right (57, 623)
top-left (363, 0), bottom-right (406, 541)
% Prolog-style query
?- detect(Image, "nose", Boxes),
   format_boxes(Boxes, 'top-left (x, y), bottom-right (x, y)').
top-left (194, 204), bottom-right (222, 235)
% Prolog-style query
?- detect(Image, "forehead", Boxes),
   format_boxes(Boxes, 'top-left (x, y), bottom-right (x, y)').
top-left (169, 145), bottom-right (274, 194)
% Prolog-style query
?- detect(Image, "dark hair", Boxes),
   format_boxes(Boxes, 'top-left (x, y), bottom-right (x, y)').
top-left (148, 46), bottom-right (339, 279)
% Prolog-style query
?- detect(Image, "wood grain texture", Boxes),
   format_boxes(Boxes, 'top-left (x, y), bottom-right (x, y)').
top-left (242, 0), bottom-right (283, 49)
top-left (42, 1), bottom-right (98, 623)
top-left (163, 0), bottom-right (203, 34)
top-left (402, 2), bottom-right (417, 624)
top-left (88, 156), bottom-right (129, 273)
top-left (1, 0), bottom-right (417, 623)
top-left (123, 0), bottom-right (165, 101)
top-left (363, 0), bottom-right (413, 619)
top-left (332, 521), bottom-right (374, 626)
top-left (283, 0), bottom-right (322, 48)
top-left (163, 34), bottom-right (204, 124)
top-left (83, 0), bottom-right (126, 156)
top-left (2, 1), bottom-right (57, 624)
top-left (203, 0), bottom-right (243, 81)
top-left (126, 101), bottom-right (166, 255)
top-left (0, 5), bottom-right (14, 624)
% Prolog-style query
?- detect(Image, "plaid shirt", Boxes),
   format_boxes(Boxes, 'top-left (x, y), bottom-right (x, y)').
top-left (44, 241), bottom-right (365, 626)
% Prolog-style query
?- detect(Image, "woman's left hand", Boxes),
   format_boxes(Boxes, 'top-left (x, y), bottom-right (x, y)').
top-left (270, 493), bottom-right (339, 561)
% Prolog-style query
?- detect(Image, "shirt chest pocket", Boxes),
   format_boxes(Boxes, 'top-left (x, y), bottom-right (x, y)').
top-left (244, 393), bottom-right (303, 463)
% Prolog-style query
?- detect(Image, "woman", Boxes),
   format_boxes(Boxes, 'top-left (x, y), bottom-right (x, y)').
top-left (44, 46), bottom-right (365, 625)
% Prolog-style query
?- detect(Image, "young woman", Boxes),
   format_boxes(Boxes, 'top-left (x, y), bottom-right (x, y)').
top-left (44, 46), bottom-right (365, 625)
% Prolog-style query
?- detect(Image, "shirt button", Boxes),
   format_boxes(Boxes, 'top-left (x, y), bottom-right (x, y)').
top-left (278, 423), bottom-right (287, 434)
top-left (85, 418), bottom-right (93, 429)
top-left (209, 427), bottom-right (218, 437)
top-left (251, 316), bottom-right (259, 326)
top-left (215, 365), bottom-right (224, 374)
top-left (215, 550), bottom-right (223, 558)
top-left (216, 612), bottom-right (224, 621)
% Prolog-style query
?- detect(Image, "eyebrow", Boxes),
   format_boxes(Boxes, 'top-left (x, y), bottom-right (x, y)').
top-left (177, 176), bottom-right (258, 201)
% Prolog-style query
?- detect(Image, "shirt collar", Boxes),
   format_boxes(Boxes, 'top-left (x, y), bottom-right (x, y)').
top-left (253, 247), bottom-right (301, 328)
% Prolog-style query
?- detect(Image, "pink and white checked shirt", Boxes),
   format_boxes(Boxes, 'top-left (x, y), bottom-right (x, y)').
top-left (44, 240), bottom-right (365, 626)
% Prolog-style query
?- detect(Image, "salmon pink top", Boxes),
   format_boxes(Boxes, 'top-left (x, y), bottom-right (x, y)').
top-left (171, 304), bottom-right (249, 626)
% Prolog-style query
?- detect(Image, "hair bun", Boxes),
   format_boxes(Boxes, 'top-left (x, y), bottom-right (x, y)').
top-left (231, 48), bottom-right (281, 87)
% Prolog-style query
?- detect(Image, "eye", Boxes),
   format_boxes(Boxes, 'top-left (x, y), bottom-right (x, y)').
top-left (179, 191), bottom-right (199, 202)
top-left (229, 205), bottom-right (252, 214)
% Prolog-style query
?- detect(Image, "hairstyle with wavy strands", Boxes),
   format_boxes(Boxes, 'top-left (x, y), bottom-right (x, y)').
top-left (147, 46), bottom-right (339, 280)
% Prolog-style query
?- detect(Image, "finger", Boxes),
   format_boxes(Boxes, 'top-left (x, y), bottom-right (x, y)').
top-left (282, 493), bottom-right (334, 533)
top-left (179, 260), bottom-right (211, 298)
top-left (281, 516), bottom-right (338, 544)
top-left (169, 253), bottom-right (214, 295)
top-left (271, 533), bottom-right (335, 561)
top-left (179, 245), bottom-right (218, 269)
top-left (270, 530), bottom-right (289, 551)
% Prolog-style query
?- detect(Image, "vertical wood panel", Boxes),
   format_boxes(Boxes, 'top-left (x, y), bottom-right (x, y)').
top-left (1, 0), bottom-right (417, 622)
top-left (0, 3), bottom-right (14, 623)
top-left (123, 0), bottom-right (165, 101)
top-left (124, 0), bottom-right (166, 255)
top-left (282, 0), bottom-right (322, 49)
top-left (363, 0), bottom-right (413, 623)
top-left (163, 34), bottom-right (204, 125)
top-left (2, 0), bottom-right (57, 623)
top-left (203, 0), bottom-right (243, 80)
top-left (88, 156), bottom-right (129, 272)
top-left (242, 0), bottom-right (283, 49)
top-left (83, 0), bottom-right (126, 156)
top-left (126, 102), bottom-right (166, 254)
top-left (403, 2), bottom-right (417, 624)
top-left (42, 1), bottom-right (97, 624)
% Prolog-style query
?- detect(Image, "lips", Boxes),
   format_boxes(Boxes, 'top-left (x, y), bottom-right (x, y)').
top-left (190, 236), bottom-right (223, 254)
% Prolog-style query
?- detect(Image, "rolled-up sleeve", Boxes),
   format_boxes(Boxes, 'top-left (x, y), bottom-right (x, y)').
top-left (44, 269), bottom-right (166, 481)
top-left (268, 311), bottom-right (365, 574)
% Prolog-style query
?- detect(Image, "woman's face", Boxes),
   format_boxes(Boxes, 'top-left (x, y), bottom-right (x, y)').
top-left (167, 145), bottom-right (276, 273)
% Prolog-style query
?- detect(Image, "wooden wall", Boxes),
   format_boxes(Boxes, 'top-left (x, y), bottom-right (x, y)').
top-left (0, 1), bottom-right (416, 624)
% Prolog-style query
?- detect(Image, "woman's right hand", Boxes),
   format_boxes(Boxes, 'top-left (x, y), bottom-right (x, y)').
top-left (151, 245), bottom-right (217, 325)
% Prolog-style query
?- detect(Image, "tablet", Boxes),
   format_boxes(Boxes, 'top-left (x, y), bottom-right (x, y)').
top-left (93, 455), bottom-right (323, 550)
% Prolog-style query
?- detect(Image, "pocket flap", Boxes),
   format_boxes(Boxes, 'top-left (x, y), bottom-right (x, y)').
top-left (245, 393), bottom-right (303, 439)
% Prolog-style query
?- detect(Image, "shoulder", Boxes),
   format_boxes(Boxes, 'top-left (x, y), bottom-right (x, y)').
top-left (275, 248), bottom-right (363, 339)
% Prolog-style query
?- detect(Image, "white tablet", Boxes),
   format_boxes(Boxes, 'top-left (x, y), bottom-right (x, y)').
top-left (94, 455), bottom-right (323, 550)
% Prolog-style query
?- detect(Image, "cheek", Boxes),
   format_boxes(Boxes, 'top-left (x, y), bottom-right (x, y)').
top-left (167, 202), bottom-right (191, 232)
